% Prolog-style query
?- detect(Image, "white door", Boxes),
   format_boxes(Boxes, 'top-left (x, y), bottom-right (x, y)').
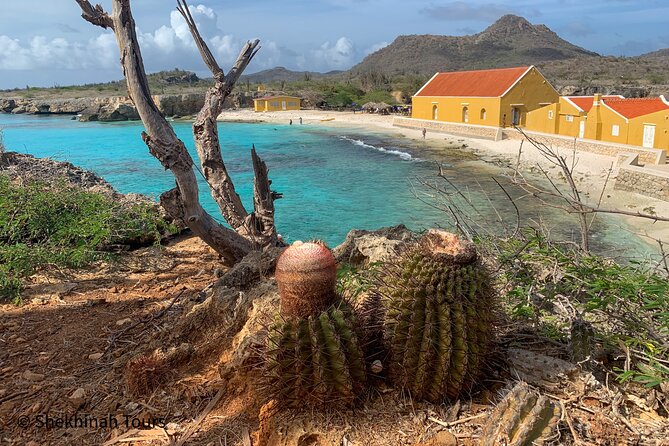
top-left (282, 101), bottom-right (287, 110)
top-left (643, 124), bottom-right (656, 148)
top-left (579, 120), bottom-right (585, 138)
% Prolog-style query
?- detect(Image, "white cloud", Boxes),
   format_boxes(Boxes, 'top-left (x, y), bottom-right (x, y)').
top-left (364, 41), bottom-right (389, 55)
top-left (0, 33), bottom-right (118, 71)
top-left (0, 36), bottom-right (32, 70)
top-left (312, 37), bottom-right (356, 70)
top-left (210, 35), bottom-right (241, 64)
top-left (169, 5), bottom-right (218, 45)
top-left (0, 5), bottom-right (368, 83)
top-left (152, 26), bottom-right (176, 53)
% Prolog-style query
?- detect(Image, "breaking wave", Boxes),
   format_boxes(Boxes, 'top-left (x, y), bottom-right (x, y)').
top-left (339, 136), bottom-right (418, 161)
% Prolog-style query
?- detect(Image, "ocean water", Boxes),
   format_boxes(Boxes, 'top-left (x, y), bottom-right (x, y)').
top-left (0, 113), bottom-right (656, 258)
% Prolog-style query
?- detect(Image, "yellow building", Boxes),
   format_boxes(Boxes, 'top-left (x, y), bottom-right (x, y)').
top-left (594, 96), bottom-right (669, 150)
top-left (526, 94), bottom-right (669, 150)
top-left (526, 95), bottom-right (623, 138)
top-left (411, 66), bottom-right (558, 127)
top-left (253, 96), bottom-right (301, 112)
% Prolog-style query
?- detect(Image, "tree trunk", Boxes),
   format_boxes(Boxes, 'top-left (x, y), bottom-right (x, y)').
top-left (75, 0), bottom-right (283, 265)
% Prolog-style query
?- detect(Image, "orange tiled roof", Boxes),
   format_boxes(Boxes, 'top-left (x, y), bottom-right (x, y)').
top-left (415, 66), bottom-right (531, 97)
top-left (566, 95), bottom-right (622, 113)
top-left (603, 97), bottom-right (669, 119)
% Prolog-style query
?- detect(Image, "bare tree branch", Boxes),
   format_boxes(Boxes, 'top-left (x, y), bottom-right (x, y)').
top-left (174, 1), bottom-right (277, 244)
top-left (492, 177), bottom-right (521, 239)
top-left (176, 0), bottom-right (223, 78)
top-left (75, 0), bottom-right (278, 265)
top-left (511, 127), bottom-right (669, 252)
top-left (248, 145), bottom-right (281, 243)
top-left (75, 0), bottom-right (114, 29)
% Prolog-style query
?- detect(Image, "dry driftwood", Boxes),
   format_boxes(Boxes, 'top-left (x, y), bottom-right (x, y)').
top-left (75, 0), bottom-right (282, 264)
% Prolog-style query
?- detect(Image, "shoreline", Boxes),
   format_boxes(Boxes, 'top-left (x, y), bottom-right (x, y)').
top-left (218, 109), bottom-right (669, 248)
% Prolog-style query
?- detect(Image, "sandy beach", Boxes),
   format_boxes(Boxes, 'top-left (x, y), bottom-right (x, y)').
top-left (218, 109), bottom-right (669, 249)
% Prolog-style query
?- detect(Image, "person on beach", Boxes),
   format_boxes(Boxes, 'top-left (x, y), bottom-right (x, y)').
top-left (299, 117), bottom-right (303, 125)
top-left (289, 119), bottom-right (293, 125)
top-left (422, 128), bottom-right (426, 139)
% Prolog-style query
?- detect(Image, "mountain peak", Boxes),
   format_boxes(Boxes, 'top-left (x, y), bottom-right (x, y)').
top-left (480, 14), bottom-right (537, 37)
top-left (493, 14), bottom-right (532, 28)
top-left (351, 14), bottom-right (598, 76)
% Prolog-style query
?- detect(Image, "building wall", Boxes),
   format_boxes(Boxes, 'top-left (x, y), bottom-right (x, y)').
top-left (525, 103), bottom-right (559, 134)
top-left (412, 67), bottom-right (558, 128)
top-left (394, 116), bottom-right (502, 140)
top-left (503, 128), bottom-right (666, 165)
top-left (557, 113), bottom-right (584, 138)
top-left (500, 67), bottom-right (559, 127)
top-left (584, 104), bottom-right (629, 145)
top-left (525, 97), bottom-right (586, 137)
top-left (628, 110), bottom-right (669, 150)
top-left (411, 96), bottom-right (501, 126)
top-left (253, 96), bottom-right (301, 112)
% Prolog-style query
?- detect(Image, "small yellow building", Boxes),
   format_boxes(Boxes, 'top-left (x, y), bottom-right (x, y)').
top-left (526, 94), bottom-right (669, 150)
top-left (411, 66), bottom-right (558, 127)
top-left (253, 95), bottom-right (301, 112)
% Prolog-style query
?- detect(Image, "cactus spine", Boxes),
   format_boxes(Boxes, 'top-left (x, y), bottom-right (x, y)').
top-left (266, 241), bottom-right (367, 406)
top-left (481, 382), bottom-right (562, 446)
top-left (380, 230), bottom-right (495, 402)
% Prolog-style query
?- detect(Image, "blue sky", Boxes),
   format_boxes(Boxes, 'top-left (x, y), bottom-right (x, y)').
top-left (0, 0), bottom-right (668, 89)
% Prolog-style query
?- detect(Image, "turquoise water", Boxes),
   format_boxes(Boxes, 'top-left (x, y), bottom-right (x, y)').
top-left (0, 113), bottom-right (656, 257)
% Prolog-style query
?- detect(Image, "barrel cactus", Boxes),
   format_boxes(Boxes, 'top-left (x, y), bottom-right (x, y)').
top-left (265, 241), bottom-right (367, 406)
top-left (266, 303), bottom-right (367, 405)
top-left (275, 240), bottom-right (338, 319)
top-left (481, 382), bottom-right (562, 446)
top-left (379, 229), bottom-right (495, 402)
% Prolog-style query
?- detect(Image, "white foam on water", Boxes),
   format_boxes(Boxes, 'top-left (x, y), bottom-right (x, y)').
top-left (339, 136), bottom-right (418, 161)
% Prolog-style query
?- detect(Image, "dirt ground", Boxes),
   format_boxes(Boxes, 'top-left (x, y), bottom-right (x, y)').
top-left (1, 235), bottom-right (668, 446)
top-left (0, 235), bottom-right (251, 445)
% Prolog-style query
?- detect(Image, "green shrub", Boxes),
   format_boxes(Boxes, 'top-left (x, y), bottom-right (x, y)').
top-left (360, 90), bottom-right (396, 105)
top-left (492, 229), bottom-right (669, 388)
top-left (0, 175), bottom-right (173, 303)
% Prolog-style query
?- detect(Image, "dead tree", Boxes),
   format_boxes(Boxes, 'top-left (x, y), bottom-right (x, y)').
top-left (512, 128), bottom-right (669, 253)
top-left (75, 0), bottom-right (282, 265)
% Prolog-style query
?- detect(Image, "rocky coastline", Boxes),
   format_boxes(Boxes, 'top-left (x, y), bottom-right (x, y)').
top-left (0, 92), bottom-right (246, 122)
top-left (0, 150), bottom-right (184, 245)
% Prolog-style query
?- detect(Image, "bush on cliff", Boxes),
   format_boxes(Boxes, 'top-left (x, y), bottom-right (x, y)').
top-left (0, 175), bottom-right (174, 303)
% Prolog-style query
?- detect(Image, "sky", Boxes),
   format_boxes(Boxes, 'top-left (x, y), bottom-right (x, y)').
top-left (0, 0), bottom-right (668, 89)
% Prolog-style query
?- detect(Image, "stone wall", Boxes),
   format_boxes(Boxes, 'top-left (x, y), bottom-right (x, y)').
top-left (503, 128), bottom-right (666, 166)
top-left (393, 117), bottom-right (667, 166)
top-left (614, 155), bottom-right (669, 201)
top-left (393, 117), bottom-right (502, 140)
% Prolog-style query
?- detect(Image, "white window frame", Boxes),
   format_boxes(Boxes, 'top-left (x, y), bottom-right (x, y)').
top-left (565, 115), bottom-right (574, 122)
top-left (548, 110), bottom-right (554, 120)
top-left (611, 124), bottom-right (620, 137)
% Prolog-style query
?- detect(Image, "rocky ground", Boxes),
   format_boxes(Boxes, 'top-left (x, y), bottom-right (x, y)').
top-left (0, 226), bottom-right (667, 445)
top-left (0, 151), bottom-right (116, 193)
